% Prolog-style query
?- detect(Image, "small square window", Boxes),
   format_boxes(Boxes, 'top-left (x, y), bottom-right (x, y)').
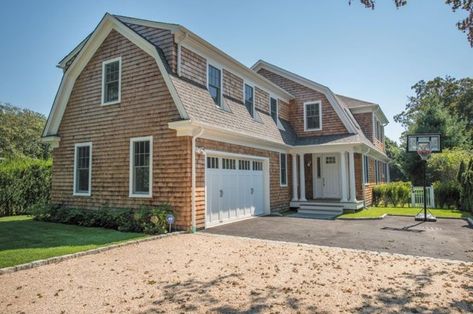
top-left (239, 160), bottom-right (251, 170)
top-left (207, 157), bottom-right (219, 169)
top-left (222, 158), bottom-right (236, 170)
top-left (253, 161), bottom-right (263, 171)
top-left (326, 156), bottom-right (336, 164)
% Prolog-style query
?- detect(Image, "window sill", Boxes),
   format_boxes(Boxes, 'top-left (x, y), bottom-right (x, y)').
top-left (101, 100), bottom-right (121, 106)
top-left (280, 184), bottom-right (288, 188)
top-left (73, 192), bottom-right (91, 197)
top-left (129, 193), bottom-right (152, 198)
top-left (304, 128), bottom-right (322, 132)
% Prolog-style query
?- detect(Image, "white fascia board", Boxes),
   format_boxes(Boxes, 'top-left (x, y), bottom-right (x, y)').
top-left (43, 13), bottom-right (189, 137)
top-left (351, 105), bottom-right (389, 125)
top-left (252, 60), bottom-right (358, 134)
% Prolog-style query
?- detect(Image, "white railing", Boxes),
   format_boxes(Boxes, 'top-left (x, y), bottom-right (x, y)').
top-left (411, 186), bottom-right (435, 208)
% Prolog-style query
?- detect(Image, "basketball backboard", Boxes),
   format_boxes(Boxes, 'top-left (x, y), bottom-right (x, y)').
top-left (407, 134), bottom-right (441, 152)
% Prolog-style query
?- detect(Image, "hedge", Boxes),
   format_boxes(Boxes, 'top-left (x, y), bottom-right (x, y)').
top-left (372, 182), bottom-right (411, 207)
top-left (31, 204), bottom-right (174, 234)
top-left (0, 158), bottom-right (51, 216)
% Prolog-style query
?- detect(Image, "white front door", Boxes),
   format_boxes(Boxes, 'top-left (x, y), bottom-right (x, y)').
top-left (321, 154), bottom-right (341, 198)
top-left (206, 156), bottom-right (265, 227)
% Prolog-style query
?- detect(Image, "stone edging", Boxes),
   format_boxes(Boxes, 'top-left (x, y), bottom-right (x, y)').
top-left (467, 217), bottom-right (473, 227)
top-left (0, 231), bottom-right (186, 276)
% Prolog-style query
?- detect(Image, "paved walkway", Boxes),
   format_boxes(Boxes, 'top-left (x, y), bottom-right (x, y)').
top-left (205, 215), bottom-right (473, 261)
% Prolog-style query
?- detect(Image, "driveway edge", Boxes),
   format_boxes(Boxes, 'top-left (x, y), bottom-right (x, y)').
top-left (0, 231), bottom-right (186, 275)
top-left (337, 214), bottom-right (387, 220)
top-left (467, 217), bottom-right (473, 227)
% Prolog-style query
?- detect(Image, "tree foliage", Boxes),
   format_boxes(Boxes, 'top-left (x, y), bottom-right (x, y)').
top-left (384, 137), bottom-right (407, 181)
top-left (351, 0), bottom-right (473, 47)
top-left (0, 102), bottom-right (50, 160)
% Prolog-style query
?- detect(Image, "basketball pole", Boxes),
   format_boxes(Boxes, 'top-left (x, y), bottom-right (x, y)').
top-left (423, 159), bottom-right (427, 222)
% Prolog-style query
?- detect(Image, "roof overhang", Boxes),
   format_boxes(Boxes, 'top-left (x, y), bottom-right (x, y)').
top-left (43, 13), bottom-right (189, 138)
top-left (350, 104), bottom-right (389, 125)
top-left (251, 60), bottom-right (359, 134)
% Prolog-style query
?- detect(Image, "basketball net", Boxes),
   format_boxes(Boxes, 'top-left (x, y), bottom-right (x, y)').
top-left (417, 142), bottom-right (432, 161)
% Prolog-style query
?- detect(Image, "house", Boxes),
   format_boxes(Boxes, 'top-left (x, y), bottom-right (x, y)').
top-left (42, 13), bottom-right (390, 230)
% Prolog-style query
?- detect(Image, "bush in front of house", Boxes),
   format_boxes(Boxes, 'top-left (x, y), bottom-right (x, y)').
top-left (31, 204), bottom-right (174, 234)
top-left (0, 158), bottom-right (51, 216)
top-left (372, 182), bottom-right (411, 207)
top-left (458, 159), bottom-right (473, 212)
top-left (432, 181), bottom-right (461, 209)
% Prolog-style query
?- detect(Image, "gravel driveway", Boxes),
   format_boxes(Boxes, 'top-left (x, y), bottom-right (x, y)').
top-left (206, 215), bottom-right (473, 261)
top-left (1, 233), bottom-right (472, 313)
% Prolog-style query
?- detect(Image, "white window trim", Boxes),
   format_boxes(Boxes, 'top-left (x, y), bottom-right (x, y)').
top-left (206, 61), bottom-right (224, 109)
top-left (129, 136), bottom-right (153, 198)
top-left (73, 142), bottom-right (92, 196)
top-left (101, 57), bottom-right (122, 106)
top-left (279, 152), bottom-right (288, 187)
top-left (303, 100), bottom-right (322, 131)
top-left (244, 81), bottom-right (256, 119)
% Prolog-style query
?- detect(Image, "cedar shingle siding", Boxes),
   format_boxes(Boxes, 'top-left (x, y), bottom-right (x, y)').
top-left (51, 30), bottom-right (192, 228)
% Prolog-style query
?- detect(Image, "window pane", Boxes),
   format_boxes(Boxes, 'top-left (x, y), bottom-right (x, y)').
top-left (104, 61), bottom-right (120, 103)
top-left (208, 65), bottom-right (221, 106)
top-left (245, 84), bottom-right (254, 117)
top-left (270, 97), bottom-right (277, 122)
top-left (76, 146), bottom-right (90, 193)
top-left (280, 153), bottom-right (287, 185)
top-left (133, 140), bottom-right (150, 194)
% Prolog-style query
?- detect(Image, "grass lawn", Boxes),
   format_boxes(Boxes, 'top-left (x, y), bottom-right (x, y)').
top-left (0, 215), bottom-right (145, 269)
top-left (338, 207), bottom-right (473, 219)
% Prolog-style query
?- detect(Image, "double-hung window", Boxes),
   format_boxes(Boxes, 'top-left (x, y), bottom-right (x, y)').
top-left (270, 97), bottom-right (278, 123)
top-left (363, 155), bottom-right (369, 184)
top-left (130, 136), bottom-right (153, 197)
top-left (208, 64), bottom-right (222, 107)
top-left (73, 143), bottom-right (92, 196)
top-left (102, 57), bottom-right (121, 105)
top-left (244, 84), bottom-right (254, 118)
top-left (304, 101), bottom-right (322, 131)
top-left (280, 153), bottom-right (287, 186)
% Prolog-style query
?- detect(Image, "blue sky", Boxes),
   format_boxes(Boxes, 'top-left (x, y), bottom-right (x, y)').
top-left (1, 0), bottom-right (471, 142)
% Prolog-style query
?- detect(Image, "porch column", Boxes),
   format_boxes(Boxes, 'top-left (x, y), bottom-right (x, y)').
top-left (299, 153), bottom-right (307, 201)
top-left (340, 151), bottom-right (348, 202)
top-left (348, 150), bottom-right (357, 202)
top-left (291, 154), bottom-right (298, 201)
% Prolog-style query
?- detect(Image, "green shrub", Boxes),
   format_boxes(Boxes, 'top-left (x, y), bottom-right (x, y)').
top-left (427, 149), bottom-right (472, 184)
top-left (31, 204), bottom-right (174, 235)
top-left (458, 159), bottom-right (473, 212)
top-left (433, 181), bottom-right (461, 209)
top-left (372, 182), bottom-right (411, 207)
top-left (0, 158), bottom-right (51, 216)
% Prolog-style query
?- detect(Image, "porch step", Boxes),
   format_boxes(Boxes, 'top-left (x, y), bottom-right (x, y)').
top-left (297, 203), bottom-right (344, 218)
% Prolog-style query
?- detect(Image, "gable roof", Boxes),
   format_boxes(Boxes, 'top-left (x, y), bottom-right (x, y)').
top-left (43, 13), bottom-right (188, 137)
top-left (336, 94), bottom-right (389, 125)
top-left (251, 60), bottom-right (361, 134)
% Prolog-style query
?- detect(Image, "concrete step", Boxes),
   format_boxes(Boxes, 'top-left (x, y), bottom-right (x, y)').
top-left (289, 212), bottom-right (336, 220)
top-left (297, 204), bottom-right (344, 218)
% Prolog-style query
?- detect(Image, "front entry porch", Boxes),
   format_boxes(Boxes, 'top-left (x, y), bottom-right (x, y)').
top-left (289, 150), bottom-right (364, 217)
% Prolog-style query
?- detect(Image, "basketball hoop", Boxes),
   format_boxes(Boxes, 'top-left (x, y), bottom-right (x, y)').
top-left (416, 142), bottom-right (432, 161)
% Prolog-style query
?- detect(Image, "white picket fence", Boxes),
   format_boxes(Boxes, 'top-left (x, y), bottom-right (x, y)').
top-left (411, 186), bottom-right (435, 208)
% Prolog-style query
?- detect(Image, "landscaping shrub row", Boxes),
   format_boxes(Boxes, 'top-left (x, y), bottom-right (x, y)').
top-left (372, 182), bottom-right (411, 207)
top-left (0, 158), bottom-right (51, 216)
top-left (31, 204), bottom-right (174, 234)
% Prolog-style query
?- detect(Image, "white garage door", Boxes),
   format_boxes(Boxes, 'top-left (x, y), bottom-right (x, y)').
top-left (206, 155), bottom-right (265, 227)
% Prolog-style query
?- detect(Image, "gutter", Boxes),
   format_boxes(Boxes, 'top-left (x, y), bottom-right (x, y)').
top-left (191, 126), bottom-right (204, 232)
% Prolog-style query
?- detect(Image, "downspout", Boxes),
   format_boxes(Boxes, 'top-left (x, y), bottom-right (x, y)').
top-left (191, 127), bottom-right (204, 233)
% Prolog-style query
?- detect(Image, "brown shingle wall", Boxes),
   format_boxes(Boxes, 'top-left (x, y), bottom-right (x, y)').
top-left (257, 68), bottom-right (348, 137)
top-left (223, 69), bottom-right (243, 101)
top-left (195, 138), bottom-right (292, 228)
top-left (353, 112), bottom-right (373, 141)
top-left (51, 30), bottom-right (192, 229)
top-left (255, 87), bottom-right (269, 112)
top-left (278, 99), bottom-right (290, 121)
top-left (123, 23), bottom-right (177, 73)
top-left (355, 153), bottom-right (363, 201)
top-left (180, 46), bottom-right (206, 86)
top-left (361, 157), bottom-right (388, 206)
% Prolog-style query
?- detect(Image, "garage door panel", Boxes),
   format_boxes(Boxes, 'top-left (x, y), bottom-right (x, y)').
top-left (206, 155), bottom-right (266, 227)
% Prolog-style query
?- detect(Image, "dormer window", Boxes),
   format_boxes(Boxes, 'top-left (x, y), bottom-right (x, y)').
top-left (208, 64), bottom-right (222, 107)
top-left (102, 57), bottom-right (121, 105)
top-left (245, 84), bottom-right (254, 118)
top-left (270, 97), bottom-right (278, 123)
top-left (304, 101), bottom-right (322, 131)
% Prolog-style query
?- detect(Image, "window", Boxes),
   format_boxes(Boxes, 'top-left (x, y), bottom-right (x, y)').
top-left (208, 64), bottom-right (222, 107)
top-left (222, 158), bottom-right (236, 170)
top-left (363, 155), bottom-right (369, 184)
top-left (239, 160), bottom-right (251, 170)
top-left (73, 143), bottom-right (92, 196)
top-left (280, 153), bottom-right (287, 186)
top-left (130, 136), bottom-right (152, 197)
top-left (102, 57), bottom-right (121, 105)
top-left (270, 97), bottom-right (278, 123)
top-left (207, 157), bottom-right (219, 169)
top-left (253, 161), bottom-right (263, 171)
top-left (304, 101), bottom-right (322, 131)
top-left (245, 84), bottom-right (254, 118)
top-left (317, 157), bottom-right (321, 178)
top-left (374, 160), bottom-right (379, 184)
top-left (374, 118), bottom-right (384, 142)
top-left (326, 156), bottom-right (336, 164)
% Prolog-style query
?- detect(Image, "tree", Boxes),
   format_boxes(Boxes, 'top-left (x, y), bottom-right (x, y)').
top-left (0, 102), bottom-right (50, 160)
top-left (350, 0), bottom-right (473, 47)
top-left (384, 137), bottom-right (407, 181)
